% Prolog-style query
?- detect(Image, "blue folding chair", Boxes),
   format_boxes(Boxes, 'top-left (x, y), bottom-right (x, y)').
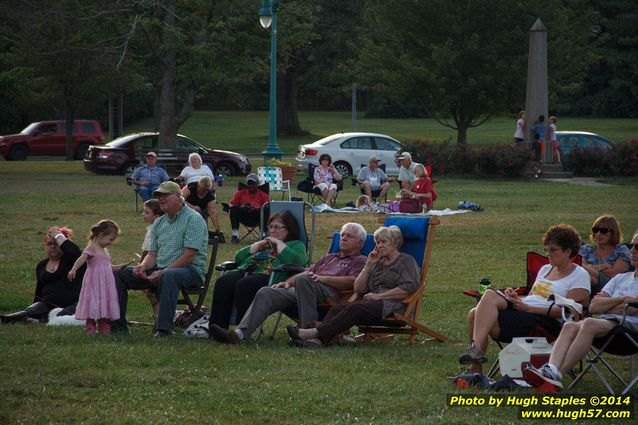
top-left (355, 216), bottom-right (450, 346)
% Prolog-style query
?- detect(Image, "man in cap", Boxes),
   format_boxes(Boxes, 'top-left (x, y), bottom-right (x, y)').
top-left (111, 181), bottom-right (208, 337)
top-left (397, 152), bottom-right (421, 189)
top-left (356, 155), bottom-right (390, 201)
top-left (131, 151), bottom-right (170, 201)
top-left (228, 173), bottom-right (270, 243)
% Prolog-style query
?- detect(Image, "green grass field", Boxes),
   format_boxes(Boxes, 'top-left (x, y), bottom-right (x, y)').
top-left (1, 159), bottom-right (637, 423)
top-left (124, 111), bottom-right (638, 156)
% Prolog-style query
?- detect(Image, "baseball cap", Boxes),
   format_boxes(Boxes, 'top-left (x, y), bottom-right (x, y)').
top-left (146, 151), bottom-right (158, 158)
top-left (153, 181), bottom-right (181, 197)
top-left (369, 155), bottom-right (379, 162)
top-left (398, 152), bottom-right (412, 160)
top-left (246, 173), bottom-right (259, 183)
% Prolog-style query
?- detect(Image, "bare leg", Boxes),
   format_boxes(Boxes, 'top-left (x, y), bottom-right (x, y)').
top-left (554, 318), bottom-right (616, 375)
top-left (470, 290), bottom-right (507, 352)
top-left (378, 182), bottom-right (390, 200)
top-left (321, 188), bottom-right (329, 203)
top-left (326, 189), bottom-right (336, 205)
top-left (361, 181), bottom-right (372, 198)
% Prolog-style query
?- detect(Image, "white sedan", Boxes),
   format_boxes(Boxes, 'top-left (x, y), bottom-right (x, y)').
top-left (296, 132), bottom-right (403, 177)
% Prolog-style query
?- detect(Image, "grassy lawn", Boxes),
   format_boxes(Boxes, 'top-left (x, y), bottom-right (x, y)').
top-left (1, 161), bottom-right (637, 424)
top-left (124, 111), bottom-right (638, 156)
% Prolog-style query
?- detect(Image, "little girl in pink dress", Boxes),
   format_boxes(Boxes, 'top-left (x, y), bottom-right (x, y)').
top-left (68, 220), bottom-right (122, 335)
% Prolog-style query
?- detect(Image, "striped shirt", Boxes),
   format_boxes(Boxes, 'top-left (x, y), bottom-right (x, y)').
top-left (150, 204), bottom-right (208, 281)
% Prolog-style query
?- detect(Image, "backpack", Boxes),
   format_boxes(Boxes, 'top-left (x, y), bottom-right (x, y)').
top-left (182, 313), bottom-right (211, 339)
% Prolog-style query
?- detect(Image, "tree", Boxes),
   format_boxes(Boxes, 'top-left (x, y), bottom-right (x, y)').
top-left (358, 0), bottom-right (599, 145)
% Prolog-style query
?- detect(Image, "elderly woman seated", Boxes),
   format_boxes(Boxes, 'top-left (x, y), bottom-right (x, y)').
top-left (579, 214), bottom-right (630, 294)
top-left (287, 225), bottom-right (420, 348)
top-left (459, 224), bottom-right (591, 373)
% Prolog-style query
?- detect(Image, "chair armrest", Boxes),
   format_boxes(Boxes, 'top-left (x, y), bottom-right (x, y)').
top-left (221, 203), bottom-right (230, 213)
top-left (621, 301), bottom-right (638, 326)
top-left (215, 261), bottom-right (238, 271)
top-left (350, 177), bottom-right (359, 186)
top-left (272, 264), bottom-right (306, 275)
top-left (347, 292), bottom-right (361, 303)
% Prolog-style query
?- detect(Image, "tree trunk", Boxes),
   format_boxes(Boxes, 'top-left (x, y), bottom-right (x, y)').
top-left (456, 119), bottom-right (468, 146)
top-left (277, 71), bottom-right (305, 137)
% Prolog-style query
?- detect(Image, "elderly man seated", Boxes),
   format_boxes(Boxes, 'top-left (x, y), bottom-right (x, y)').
top-left (131, 151), bottom-right (170, 201)
top-left (397, 152), bottom-right (421, 189)
top-left (208, 222), bottom-right (368, 344)
top-left (228, 173), bottom-right (270, 243)
top-left (523, 230), bottom-right (638, 392)
top-left (357, 155), bottom-right (390, 201)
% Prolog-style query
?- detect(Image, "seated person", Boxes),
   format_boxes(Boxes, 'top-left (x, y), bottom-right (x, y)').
top-left (400, 164), bottom-right (437, 211)
top-left (314, 153), bottom-right (342, 206)
top-left (579, 214), bottom-right (630, 293)
top-left (397, 152), bottom-right (421, 189)
top-left (288, 225), bottom-right (420, 348)
top-left (177, 153), bottom-right (214, 185)
top-left (357, 155), bottom-right (390, 201)
top-left (208, 211), bottom-right (307, 332)
top-left (228, 173), bottom-right (270, 244)
top-left (459, 224), bottom-right (590, 373)
top-left (131, 152), bottom-right (170, 202)
top-left (1, 226), bottom-right (85, 323)
top-left (182, 176), bottom-right (223, 240)
top-left (208, 223), bottom-right (367, 344)
top-left (141, 199), bottom-right (164, 318)
top-left (524, 230), bottom-right (638, 392)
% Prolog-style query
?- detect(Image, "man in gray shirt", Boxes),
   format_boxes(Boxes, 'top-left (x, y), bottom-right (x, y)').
top-left (208, 222), bottom-right (368, 344)
top-left (357, 155), bottom-right (390, 200)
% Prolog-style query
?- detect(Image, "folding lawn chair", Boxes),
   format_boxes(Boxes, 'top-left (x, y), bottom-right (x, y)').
top-left (351, 163), bottom-right (388, 202)
top-left (222, 181), bottom-right (270, 242)
top-left (266, 231), bottom-right (378, 339)
top-left (462, 252), bottom-right (583, 377)
top-left (297, 164), bottom-right (344, 205)
top-left (258, 167), bottom-right (291, 201)
top-left (215, 201), bottom-right (315, 325)
top-left (567, 301), bottom-right (638, 395)
top-left (355, 215), bottom-right (450, 346)
top-left (175, 238), bottom-right (219, 326)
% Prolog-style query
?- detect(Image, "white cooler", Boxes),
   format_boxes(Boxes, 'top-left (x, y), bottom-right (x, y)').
top-left (498, 337), bottom-right (552, 378)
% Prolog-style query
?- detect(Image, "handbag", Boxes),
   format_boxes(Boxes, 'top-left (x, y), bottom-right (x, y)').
top-left (399, 197), bottom-right (422, 213)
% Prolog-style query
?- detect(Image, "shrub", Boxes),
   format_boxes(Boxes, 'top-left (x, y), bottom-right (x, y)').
top-left (565, 147), bottom-right (614, 176)
top-left (609, 139), bottom-right (638, 176)
top-left (403, 138), bottom-right (477, 175)
top-left (475, 143), bottom-right (531, 177)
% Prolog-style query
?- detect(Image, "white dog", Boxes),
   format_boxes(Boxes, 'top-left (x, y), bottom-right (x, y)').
top-left (46, 308), bottom-right (84, 326)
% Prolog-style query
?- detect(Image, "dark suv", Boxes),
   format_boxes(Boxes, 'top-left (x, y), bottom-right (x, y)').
top-left (83, 132), bottom-right (251, 177)
top-left (0, 120), bottom-right (104, 160)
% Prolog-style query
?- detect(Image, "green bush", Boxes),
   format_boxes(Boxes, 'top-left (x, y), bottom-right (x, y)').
top-left (475, 143), bottom-right (531, 177)
top-left (403, 139), bottom-right (529, 177)
top-left (564, 139), bottom-right (638, 176)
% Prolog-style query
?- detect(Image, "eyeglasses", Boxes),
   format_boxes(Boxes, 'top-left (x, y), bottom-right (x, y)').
top-left (544, 247), bottom-right (563, 254)
top-left (268, 224), bottom-right (286, 230)
top-left (592, 227), bottom-right (610, 235)
top-left (629, 243), bottom-right (638, 251)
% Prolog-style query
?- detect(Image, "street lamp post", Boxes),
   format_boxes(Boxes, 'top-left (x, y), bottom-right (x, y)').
top-left (260, 0), bottom-right (283, 161)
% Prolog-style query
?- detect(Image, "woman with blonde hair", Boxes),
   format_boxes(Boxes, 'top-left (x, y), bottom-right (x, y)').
top-left (579, 215), bottom-right (630, 293)
top-left (182, 176), bottom-right (223, 239)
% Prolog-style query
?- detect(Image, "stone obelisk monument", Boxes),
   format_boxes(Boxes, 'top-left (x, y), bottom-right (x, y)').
top-left (524, 19), bottom-right (550, 163)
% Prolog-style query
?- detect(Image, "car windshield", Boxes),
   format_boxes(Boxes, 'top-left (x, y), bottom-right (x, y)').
top-left (105, 134), bottom-right (149, 147)
top-left (314, 134), bottom-right (344, 145)
top-left (20, 123), bottom-right (40, 135)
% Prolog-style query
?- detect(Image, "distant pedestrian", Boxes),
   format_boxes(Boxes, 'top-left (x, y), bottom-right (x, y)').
top-left (531, 115), bottom-right (546, 164)
top-left (549, 116), bottom-right (561, 165)
top-left (514, 111), bottom-right (526, 144)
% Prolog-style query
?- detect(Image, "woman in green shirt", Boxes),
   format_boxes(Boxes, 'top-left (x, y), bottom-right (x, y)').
top-left (209, 210), bottom-right (307, 331)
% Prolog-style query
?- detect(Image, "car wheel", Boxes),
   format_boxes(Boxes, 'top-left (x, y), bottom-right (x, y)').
top-left (215, 162), bottom-right (236, 177)
top-left (122, 162), bottom-right (138, 177)
top-left (8, 145), bottom-right (29, 161)
top-left (74, 144), bottom-right (89, 160)
top-left (333, 161), bottom-right (352, 177)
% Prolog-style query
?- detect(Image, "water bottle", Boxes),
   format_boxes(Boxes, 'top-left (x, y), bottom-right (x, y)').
top-left (479, 277), bottom-right (491, 295)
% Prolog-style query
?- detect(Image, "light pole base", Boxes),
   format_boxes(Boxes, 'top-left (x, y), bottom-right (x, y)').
top-left (262, 145), bottom-right (283, 162)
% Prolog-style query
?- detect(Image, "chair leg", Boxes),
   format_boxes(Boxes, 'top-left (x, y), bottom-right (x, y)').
top-left (270, 311), bottom-right (284, 340)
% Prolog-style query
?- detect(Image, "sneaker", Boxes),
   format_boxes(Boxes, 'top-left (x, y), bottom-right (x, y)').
top-left (458, 344), bottom-right (487, 364)
top-left (490, 374), bottom-right (519, 392)
top-left (522, 362), bottom-right (563, 390)
top-left (231, 235), bottom-right (240, 244)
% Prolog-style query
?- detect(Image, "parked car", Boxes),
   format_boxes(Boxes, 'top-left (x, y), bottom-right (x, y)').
top-left (296, 132), bottom-right (403, 177)
top-left (83, 132), bottom-right (251, 177)
top-left (555, 131), bottom-right (615, 158)
top-left (0, 120), bottom-right (104, 160)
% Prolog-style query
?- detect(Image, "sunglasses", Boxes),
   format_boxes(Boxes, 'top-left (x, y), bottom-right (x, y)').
top-left (591, 227), bottom-right (610, 235)
top-left (629, 243), bottom-right (638, 251)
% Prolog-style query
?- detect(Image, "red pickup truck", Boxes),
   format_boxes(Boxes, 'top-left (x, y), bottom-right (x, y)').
top-left (0, 120), bottom-right (105, 160)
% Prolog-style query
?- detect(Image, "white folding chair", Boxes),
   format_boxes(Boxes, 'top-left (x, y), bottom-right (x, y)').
top-left (258, 167), bottom-right (291, 200)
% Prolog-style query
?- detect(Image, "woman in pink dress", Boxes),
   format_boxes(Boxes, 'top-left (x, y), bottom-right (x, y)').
top-left (68, 220), bottom-right (122, 335)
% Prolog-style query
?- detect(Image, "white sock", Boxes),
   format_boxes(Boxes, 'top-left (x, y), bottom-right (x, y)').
top-left (234, 328), bottom-right (245, 340)
top-left (547, 363), bottom-right (562, 379)
top-left (232, 229), bottom-right (239, 237)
